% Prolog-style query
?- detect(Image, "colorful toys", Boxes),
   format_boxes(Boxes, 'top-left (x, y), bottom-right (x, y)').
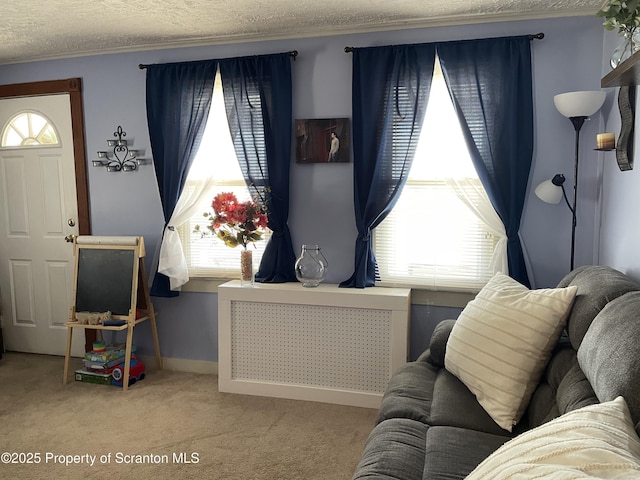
top-left (76, 343), bottom-right (146, 387)
top-left (106, 357), bottom-right (146, 387)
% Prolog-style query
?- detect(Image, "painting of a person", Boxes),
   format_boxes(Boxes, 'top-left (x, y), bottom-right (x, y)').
top-left (328, 132), bottom-right (340, 162)
top-left (295, 118), bottom-right (349, 163)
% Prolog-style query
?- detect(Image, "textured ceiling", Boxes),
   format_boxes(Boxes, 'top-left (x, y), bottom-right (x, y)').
top-left (1, 0), bottom-right (603, 65)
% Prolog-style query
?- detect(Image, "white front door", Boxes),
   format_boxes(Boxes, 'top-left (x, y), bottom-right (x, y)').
top-left (0, 94), bottom-right (84, 356)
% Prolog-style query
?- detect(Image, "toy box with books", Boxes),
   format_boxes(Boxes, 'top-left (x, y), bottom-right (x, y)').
top-left (75, 342), bottom-right (144, 387)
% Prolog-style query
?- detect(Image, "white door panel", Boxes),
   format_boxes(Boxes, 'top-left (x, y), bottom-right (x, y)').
top-left (0, 94), bottom-right (83, 356)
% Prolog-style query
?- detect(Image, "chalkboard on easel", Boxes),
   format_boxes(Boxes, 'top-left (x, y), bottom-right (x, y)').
top-left (72, 236), bottom-right (144, 321)
top-left (75, 248), bottom-right (135, 315)
top-left (64, 236), bottom-right (163, 389)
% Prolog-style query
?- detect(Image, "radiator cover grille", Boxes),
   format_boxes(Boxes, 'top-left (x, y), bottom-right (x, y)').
top-left (230, 301), bottom-right (391, 393)
top-left (218, 281), bottom-right (410, 408)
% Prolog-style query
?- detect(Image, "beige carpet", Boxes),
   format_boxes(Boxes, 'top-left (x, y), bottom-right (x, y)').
top-left (0, 353), bottom-right (376, 480)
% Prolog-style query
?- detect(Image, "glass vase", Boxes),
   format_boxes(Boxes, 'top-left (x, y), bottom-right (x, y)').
top-left (611, 28), bottom-right (640, 69)
top-left (295, 245), bottom-right (328, 287)
top-left (240, 248), bottom-right (254, 286)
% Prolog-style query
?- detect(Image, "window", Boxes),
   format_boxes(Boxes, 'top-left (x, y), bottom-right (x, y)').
top-left (1, 111), bottom-right (59, 147)
top-left (374, 58), bottom-right (499, 291)
top-left (177, 71), bottom-right (270, 278)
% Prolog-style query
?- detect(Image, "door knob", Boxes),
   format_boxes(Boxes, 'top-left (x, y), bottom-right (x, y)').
top-left (64, 234), bottom-right (76, 243)
top-left (67, 219), bottom-right (76, 227)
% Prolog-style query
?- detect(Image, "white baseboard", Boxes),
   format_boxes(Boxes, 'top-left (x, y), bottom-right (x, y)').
top-left (140, 355), bottom-right (218, 375)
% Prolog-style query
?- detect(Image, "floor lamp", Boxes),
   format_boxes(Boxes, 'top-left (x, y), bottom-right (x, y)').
top-left (535, 90), bottom-right (606, 271)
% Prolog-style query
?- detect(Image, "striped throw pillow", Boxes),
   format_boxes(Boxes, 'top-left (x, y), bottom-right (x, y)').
top-left (444, 273), bottom-right (577, 431)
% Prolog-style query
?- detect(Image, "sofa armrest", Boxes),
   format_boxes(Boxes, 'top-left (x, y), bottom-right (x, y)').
top-left (424, 319), bottom-right (456, 367)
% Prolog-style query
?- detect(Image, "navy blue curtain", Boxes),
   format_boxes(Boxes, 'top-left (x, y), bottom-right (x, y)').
top-left (340, 44), bottom-right (436, 288)
top-left (146, 60), bottom-right (217, 296)
top-left (219, 53), bottom-right (297, 282)
top-left (438, 36), bottom-right (533, 286)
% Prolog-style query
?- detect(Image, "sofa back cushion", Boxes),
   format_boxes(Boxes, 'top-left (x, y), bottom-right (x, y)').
top-left (557, 265), bottom-right (640, 350)
top-left (526, 266), bottom-right (640, 434)
top-left (577, 291), bottom-right (640, 434)
top-left (525, 342), bottom-right (598, 429)
top-left (427, 319), bottom-right (456, 368)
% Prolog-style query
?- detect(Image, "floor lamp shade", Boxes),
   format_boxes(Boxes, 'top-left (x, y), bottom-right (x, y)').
top-left (535, 178), bottom-right (564, 204)
top-left (553, 91), bottom-right (606, 118)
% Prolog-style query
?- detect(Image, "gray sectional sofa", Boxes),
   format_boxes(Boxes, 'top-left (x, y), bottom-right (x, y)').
top-left (352, 265), bottom-right (640, 479)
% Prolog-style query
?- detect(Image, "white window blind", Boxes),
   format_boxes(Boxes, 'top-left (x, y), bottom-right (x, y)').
top-left (177, 71), bottom-right (270, 278)
top-left (374, 58), bottom-right (499, 291)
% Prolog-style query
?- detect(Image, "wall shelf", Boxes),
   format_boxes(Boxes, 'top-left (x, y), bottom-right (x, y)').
top-left (602, 49), bottom-right (640, 88)
top-left (601, 51), bottom-right (637, 171)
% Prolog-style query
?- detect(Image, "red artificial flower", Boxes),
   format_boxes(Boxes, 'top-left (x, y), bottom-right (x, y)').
top-left (212, 192), bottom-right (238, 215)
top-left (255, 212), bottom-right (268, 229)
top-left (200, 191), bottom-right (269, 248)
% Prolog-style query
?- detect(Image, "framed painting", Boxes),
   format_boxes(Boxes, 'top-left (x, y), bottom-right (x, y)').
top-left (295, 118), bottom-right (350, 163)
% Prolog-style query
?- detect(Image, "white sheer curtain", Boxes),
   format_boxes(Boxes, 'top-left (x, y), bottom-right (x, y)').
top-left (445, 177), bottom-right (508, 275)
top-left (157, 178), bottom-right (216, 290)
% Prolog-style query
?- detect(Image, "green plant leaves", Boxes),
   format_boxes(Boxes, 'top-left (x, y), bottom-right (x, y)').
top-left (598, 0), bottom-right (640, 31)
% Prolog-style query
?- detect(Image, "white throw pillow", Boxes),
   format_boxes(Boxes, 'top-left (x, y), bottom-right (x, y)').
top-left (444, 273), bottom-right (577, 431)
top-left (466, 396), bottom-right (640, 479)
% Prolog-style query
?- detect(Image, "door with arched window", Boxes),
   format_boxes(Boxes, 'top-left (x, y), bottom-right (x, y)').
top-left (0, 93), bottom-right (85, 356)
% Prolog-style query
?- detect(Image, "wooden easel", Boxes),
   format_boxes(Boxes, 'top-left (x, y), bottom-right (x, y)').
top-left (63, 236), bottom-right (162, 390)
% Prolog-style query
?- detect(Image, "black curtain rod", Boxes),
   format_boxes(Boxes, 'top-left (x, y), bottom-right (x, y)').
top-left (344, 32), bottom-right (545, 53)
top-left (138, 50), bottom-right (299, 70)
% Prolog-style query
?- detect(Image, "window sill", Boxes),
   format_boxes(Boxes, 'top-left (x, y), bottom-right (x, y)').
top-left (376, 281), bottom-right (477, 307)
top-left (182, 277), bottom-right (476, 308)
top-left (181, 277), bottom-right (231, 293)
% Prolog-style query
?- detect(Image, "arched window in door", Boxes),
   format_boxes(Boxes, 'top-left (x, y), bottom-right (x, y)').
top-left (1, 111), bottom-right (59, 147)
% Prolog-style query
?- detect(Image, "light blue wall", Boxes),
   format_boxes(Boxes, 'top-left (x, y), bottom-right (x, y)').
top-left (599, 31), bottom-right (640, 281)
top-left (519, 18), bottom-right (610, 288)
top-left (0, 15), bottom-right (609, 362)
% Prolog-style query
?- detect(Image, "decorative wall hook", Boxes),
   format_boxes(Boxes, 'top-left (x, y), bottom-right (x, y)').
top-left (92, 125), bottom-right (145, 172)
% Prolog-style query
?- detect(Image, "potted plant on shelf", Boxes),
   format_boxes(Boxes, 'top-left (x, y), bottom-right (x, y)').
top-left (598, 0), bottom-right (640, 67)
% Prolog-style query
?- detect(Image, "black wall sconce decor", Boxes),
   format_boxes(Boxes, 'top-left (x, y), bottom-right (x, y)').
top-left (92, 125), bottom-right (145, 172)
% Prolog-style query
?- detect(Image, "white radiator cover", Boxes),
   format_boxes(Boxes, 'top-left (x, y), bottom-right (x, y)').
top-left (218, 281), bottom-right (411, 409)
